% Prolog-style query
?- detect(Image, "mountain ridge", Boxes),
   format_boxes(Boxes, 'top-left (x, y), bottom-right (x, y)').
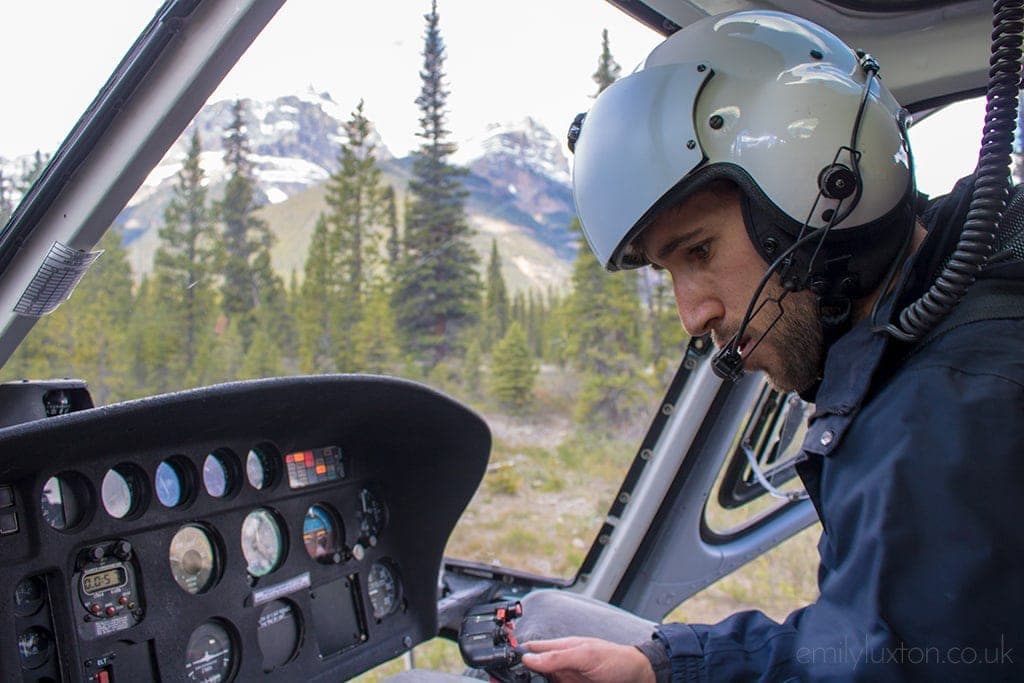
top-left (115, 90), bottom-right (575, 295)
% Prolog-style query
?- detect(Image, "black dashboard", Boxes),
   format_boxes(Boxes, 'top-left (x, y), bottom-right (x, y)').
top-left (0, 375), bottom-right (490, 682)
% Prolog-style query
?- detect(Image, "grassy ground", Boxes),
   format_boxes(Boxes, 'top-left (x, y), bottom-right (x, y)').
top-left (354, 366), bottom-right (821, 680)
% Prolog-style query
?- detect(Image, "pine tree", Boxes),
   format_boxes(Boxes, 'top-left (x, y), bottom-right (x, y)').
top-left (563, 33), bottom-right (646, 426)
top-left (127, 276), bottom-right (181, 393)
top-left (217, 99), bottom-right (285, 348)
top-left (482, 239), bottom-right (510, 351)
top-left (526, 290), bottom-right (545, 359)
top-left (490, 322), bottom-right (537, 411)
top-left (65, 230), bottom-right (136, 403)
top-left (240, 324), bottom-right (284, 379)
top-left (298, 215), bottom-right (338, 373)
top-left (324, 100), bottom-right (387, 371)
top-left (153, 130), bottom-right (218, 379)
top-left (564, 217), bottom-right (644, 425)
top-left (0, 231), bottom-right (134, 402)
top-left (641, 267), bottom-right (686, 375)
top-left (392, 0), bottom-right (481, 368)
top-left (384, 185), bottom-right (401, 270)
top-left (464, 336), bottom-right (482, 396)
top-left (593, 29), bottom-right (622, 96)
top-left (355, 285), bottom-right (400, 374)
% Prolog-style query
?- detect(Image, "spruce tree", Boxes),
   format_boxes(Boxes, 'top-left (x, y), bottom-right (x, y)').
top-left (298, 215), bottom-right (338, 373)
top-left (563, 33), bottom-right (646, 426)
top-left (482, 239), bottom-right (510, 351)
top-left (392, 0), bottom-right (481, 367)
top-left (564, 217), bottom-right (643, 425)
top-left (593, 29), bottom-right (622, 95)
top-left (66, 230), bottom-right (136, 403)
top-left (1, 231), bottom-right (135, 403)
top-left (127, 276), bottom-right (181, 393)
top-left (464, 336), bottom-right (482, 396)
top-left (490, 322), bottom-right (537, 411)
top-left (153, 130), bottom-right (218, 379)
top-left (240, 324), bottom-right (284, 379)
top-left (355, 286), bottom-right (400, 374)
top-left (217, 99), bottom-right (285, 348)
top-left (384, 185), bottom-right (401, 270)
top-left (324, 100), bottom-right (387, 371)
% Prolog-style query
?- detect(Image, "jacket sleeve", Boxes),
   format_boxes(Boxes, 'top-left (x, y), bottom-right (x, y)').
top-left (655, 359), bottom-right (1024, 681)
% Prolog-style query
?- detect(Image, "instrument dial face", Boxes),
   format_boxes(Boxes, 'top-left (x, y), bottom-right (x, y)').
top-left (17, 626), bottom-right (53, 670)
top-left (257, 599), bottom-right (302, 671)
top-left (184, 621), bottom-right (235, 682)
top-left (367, 560), bottom-right (402, 620)
top-left (303, 504), bottom-right (343, 563)
top-left (101, 467), bottom-right (139, 519)
top-left (246, 447), bottom-right (276, 491)
top-left (203, 453), bottom-right (234, 498)
top-left (155, 460), bottom-right (185, 507)
top-left (241, 509), bottom-right (285, 577)
top-left (358, 487), bottom-right (387, 542)
top-left (170, 525), bottom-right (219, 595)
top-left (13, 575), bottom-right (46, 617)
top-left (41, 476), bottom-right (70, 530)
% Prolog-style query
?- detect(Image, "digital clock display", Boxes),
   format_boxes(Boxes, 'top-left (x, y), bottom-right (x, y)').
top-left (82, 567), bottom-right (126, 595)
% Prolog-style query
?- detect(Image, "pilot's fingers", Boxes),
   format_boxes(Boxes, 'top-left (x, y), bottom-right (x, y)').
top-left (521, 637), bottom-right (655, 683)
top-left (522, 637), bottom-right (592, 654)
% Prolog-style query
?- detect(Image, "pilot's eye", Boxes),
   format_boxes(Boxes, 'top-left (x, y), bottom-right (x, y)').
top-left (689, 241), bottom-right (711, 261)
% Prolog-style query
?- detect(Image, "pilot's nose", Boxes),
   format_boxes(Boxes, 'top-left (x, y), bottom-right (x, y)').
top-left (672, 278), bottom-right (724, 338)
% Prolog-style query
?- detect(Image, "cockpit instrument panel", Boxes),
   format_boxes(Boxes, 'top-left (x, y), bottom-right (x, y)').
top-left (0, 375), bottom-right (490, 681)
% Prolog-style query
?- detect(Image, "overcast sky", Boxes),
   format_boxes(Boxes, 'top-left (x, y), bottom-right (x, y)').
top-left (1, 1), bottom-right (986, 196)
top-left (1, 1), bottom-right (660, 160)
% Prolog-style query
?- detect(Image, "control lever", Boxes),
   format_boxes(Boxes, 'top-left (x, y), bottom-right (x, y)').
top-left (458, 600), bottom-right (547, 683)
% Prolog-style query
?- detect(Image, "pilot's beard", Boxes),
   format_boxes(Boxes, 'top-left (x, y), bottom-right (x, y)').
top-left (715, 285), bottom-right (824, 395)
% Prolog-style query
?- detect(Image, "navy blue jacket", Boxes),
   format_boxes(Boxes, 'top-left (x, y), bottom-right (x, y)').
top-left (655, 178), bottom-right (1024, 681)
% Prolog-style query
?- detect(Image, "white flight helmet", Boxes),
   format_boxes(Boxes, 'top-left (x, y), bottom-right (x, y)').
top-left (571, 10), bottom-right (913, 302)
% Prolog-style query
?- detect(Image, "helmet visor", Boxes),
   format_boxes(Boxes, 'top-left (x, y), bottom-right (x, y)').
top-left (572, 62), bottom-right (712, 270)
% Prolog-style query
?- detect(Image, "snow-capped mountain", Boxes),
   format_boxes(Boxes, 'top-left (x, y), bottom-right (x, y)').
top-left (458, 116), bottom-right (570, 185)
top-left (12, 90), bottom-right (575, 293)
top-left (130, 88), bottom-right (392, 212)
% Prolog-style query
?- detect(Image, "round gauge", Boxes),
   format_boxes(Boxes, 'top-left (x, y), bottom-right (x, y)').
top-left (17, 626), bottom-right (53, 671)
top-left (367, 560), bottom-right (402, 620)
top-left (257, 599), bottom-right (302, 671)
top-left (246, 446), bottom-right (277, 491)
top-left (184, 620), bottom-right (236, 682)
top-left (155, 462), bottom-right (181, 507)
top-left (41, 475), bottom-right (76, 530)
top-left (13, 576), bottom-right (46, 617)
top-left (241, 509), bottom-right (285, 577)
top-left (155, 458), bottom-right (195, 507)
top-left (203, 452), bottom-right (236, 498)
top-left (169, 525), bottom-right (219, 595)
top-left (303, 504), bottom-right (344, 563)
top-left (102, 466), bottom-right (144, 519)
top-left (358, 487), bottom-right (388, 544)
top-left (17, 626), bottom-right (53, 670)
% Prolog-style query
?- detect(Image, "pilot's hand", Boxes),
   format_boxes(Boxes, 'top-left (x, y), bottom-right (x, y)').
top-left (521, 636), bottom-right (655, 683)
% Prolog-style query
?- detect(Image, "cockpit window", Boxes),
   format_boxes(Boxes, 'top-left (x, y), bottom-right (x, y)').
top-left (0, 2), bottom-right (163, 225)
top-left (0, 1), bottom-right (661, 581)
